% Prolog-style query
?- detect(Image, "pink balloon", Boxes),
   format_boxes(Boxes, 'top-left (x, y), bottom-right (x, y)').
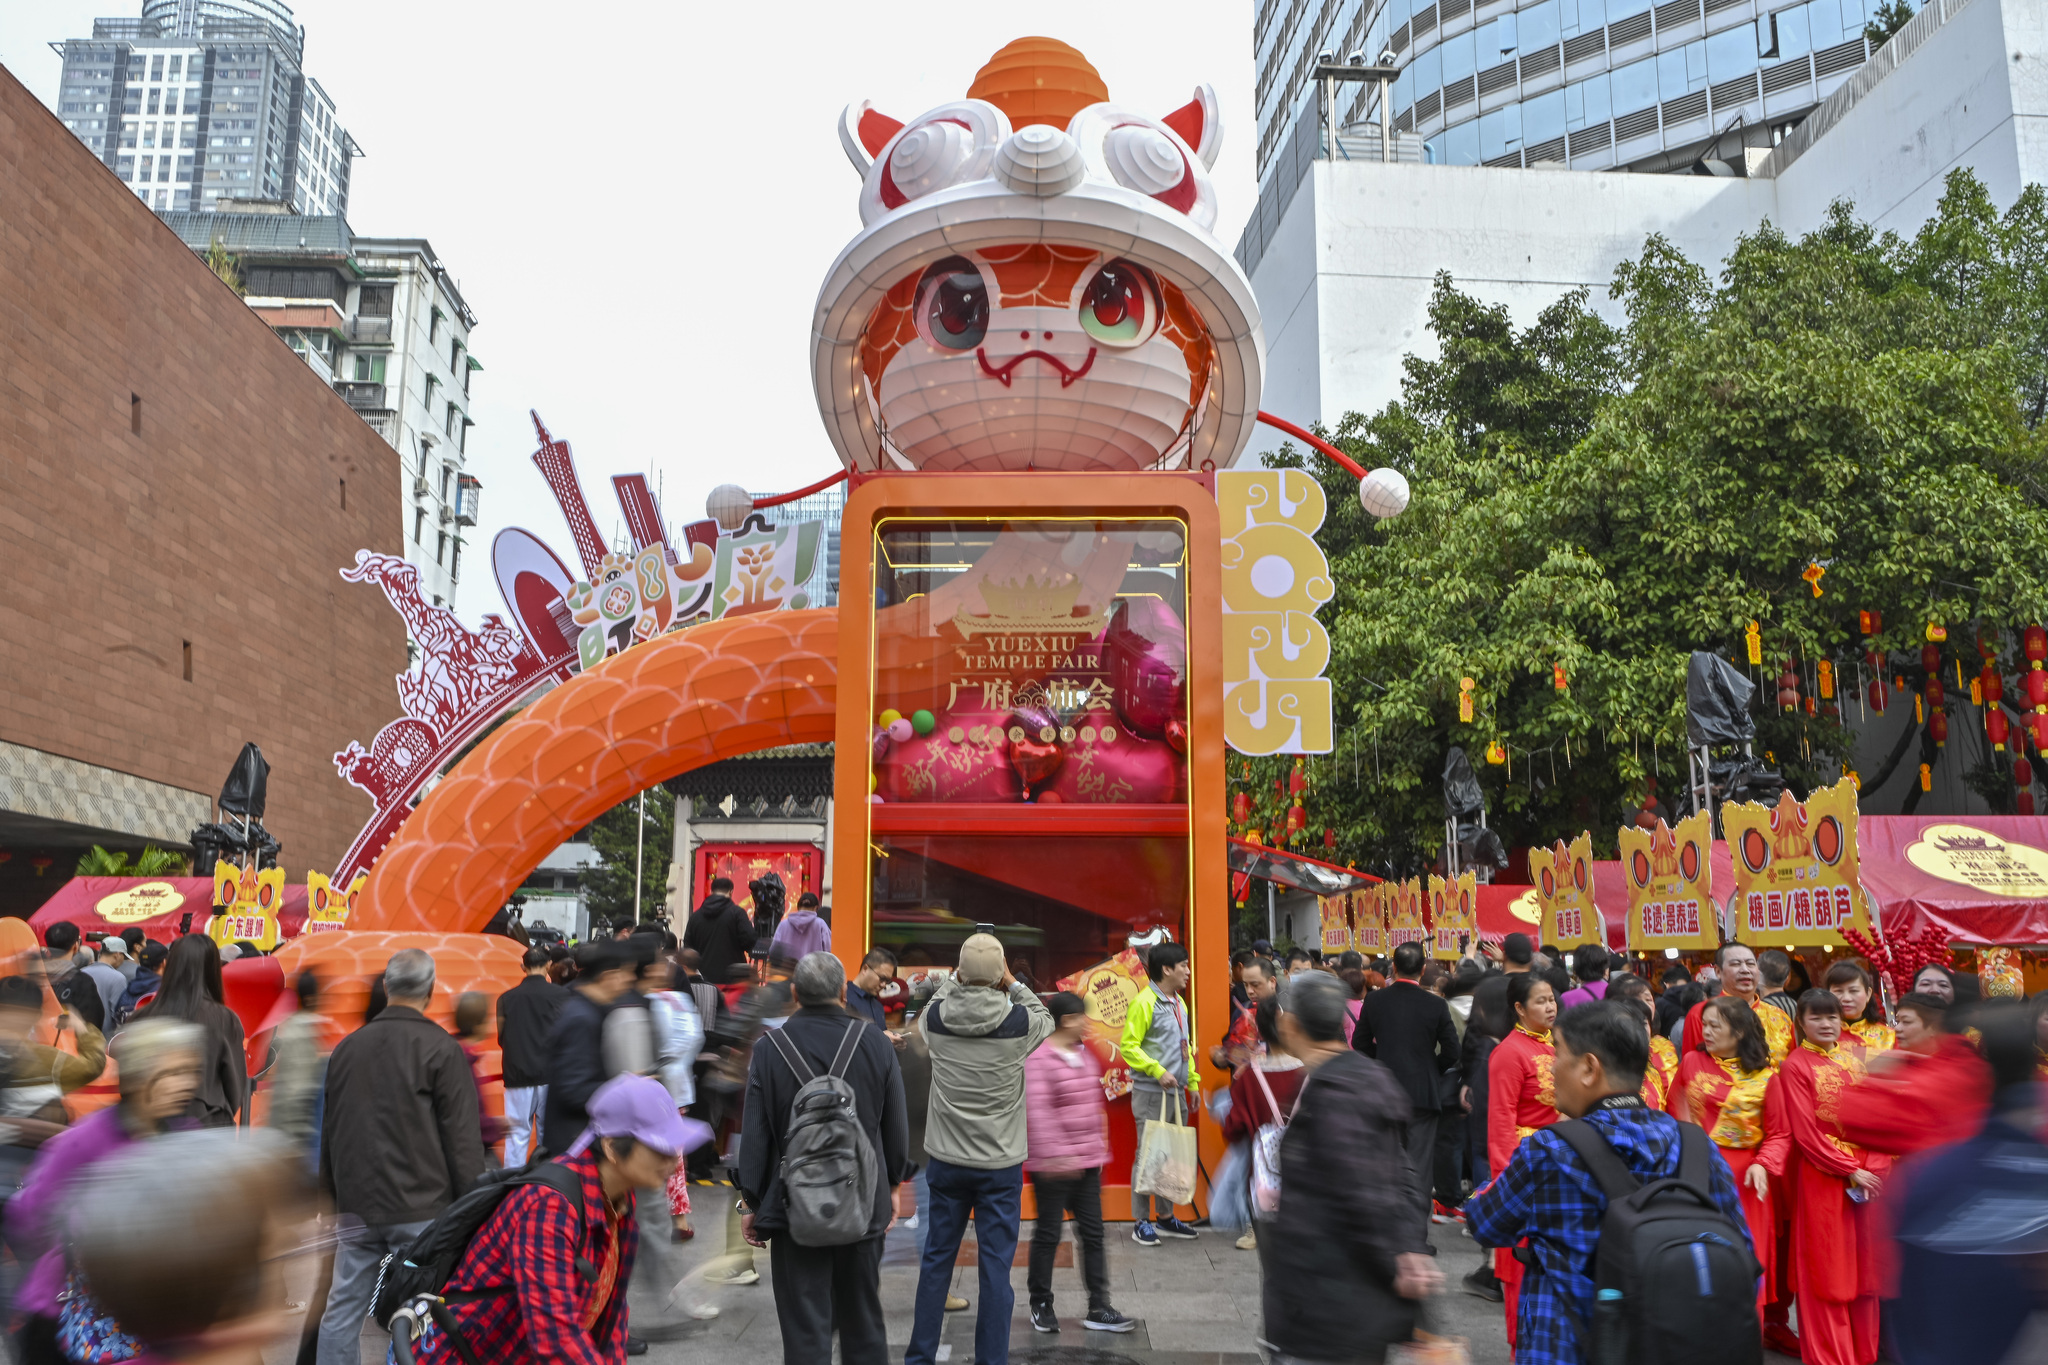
top-left (887, 718), bottom-right (915, 743)
top-left (1041, 730), bottom-right (1182, 804)
top-left (875, 707), bottom-right (1025, 802)
top-left (1104, 597), bottom-right (1187, 739)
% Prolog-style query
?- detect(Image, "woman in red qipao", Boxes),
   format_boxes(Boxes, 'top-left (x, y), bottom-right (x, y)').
top-left (1826, 961), bottom-right (1894, 1055)
top-left (1670, 997), bottom-right (1786, 1312)
top-left (1766, 988), bottom-right (1888, 1365)
top-left (1485, 972), bottom-right (1558, 1349)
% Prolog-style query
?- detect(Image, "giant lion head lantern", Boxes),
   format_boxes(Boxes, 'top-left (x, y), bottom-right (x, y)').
top-left (813, 37), bottom-right (1264, 475)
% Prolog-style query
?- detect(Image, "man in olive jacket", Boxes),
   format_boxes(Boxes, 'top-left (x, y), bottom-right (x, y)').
top-left (905, 933), bottom-right (1053, 1365)
top-left (316, 949), bottom-right (484, 1365)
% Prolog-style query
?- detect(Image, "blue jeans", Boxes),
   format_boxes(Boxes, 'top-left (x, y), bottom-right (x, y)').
top-left (905, 1157), bottom-right (1023, 1365)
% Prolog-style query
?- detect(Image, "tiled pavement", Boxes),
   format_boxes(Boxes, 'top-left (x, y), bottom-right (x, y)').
top-left (323, 1188), bottom-right (1810, 1364)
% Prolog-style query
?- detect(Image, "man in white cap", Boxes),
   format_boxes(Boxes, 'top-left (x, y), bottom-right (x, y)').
top-left (905, 932), bottom-right (1052, 1365)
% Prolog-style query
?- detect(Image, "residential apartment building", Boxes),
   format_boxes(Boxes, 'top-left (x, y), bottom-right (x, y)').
top-left (164, 211), bottom-right (483, 609)
top-left (52, 0), bottom-right (355, 216)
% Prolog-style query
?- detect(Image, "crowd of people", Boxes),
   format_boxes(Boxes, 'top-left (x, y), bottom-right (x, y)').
top-left (0, 895), bottom-right (2041, 1365)
top-left (1230, 931), bottom-right (2048, 1365)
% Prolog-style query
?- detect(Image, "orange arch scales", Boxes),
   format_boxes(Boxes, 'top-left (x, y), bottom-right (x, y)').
top-left (351, 610), bottom-right (840, 934)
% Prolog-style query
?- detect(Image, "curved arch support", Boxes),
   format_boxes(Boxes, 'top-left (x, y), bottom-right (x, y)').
top-left (352, 610), bottom-right (841, 934)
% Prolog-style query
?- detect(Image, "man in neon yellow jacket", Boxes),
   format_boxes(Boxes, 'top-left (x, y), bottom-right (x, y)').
top-left (1118, 942), bottom-right (1200, 1246)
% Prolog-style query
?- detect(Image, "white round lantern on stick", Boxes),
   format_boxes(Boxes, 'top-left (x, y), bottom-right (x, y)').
top-left (1359, 467), bottom-right (1410, 519)
top-left (707, 484), bottom-right (754, 530)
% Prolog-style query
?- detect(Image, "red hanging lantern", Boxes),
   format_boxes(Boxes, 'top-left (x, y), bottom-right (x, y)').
top-left (2020, 791), bottom-right (2037, 816)
top-left (1289, 759), bottom-right (1307, 796)
top-left (2016, 756), bottom-right (2035, 788)
top-left (1287, 803), bottom-right (1305, 836)
top-left (1324, 827), bottom-right (1336, 850)
top-left (2029, 671), bottom-right (2048, 712)
top-left (1869, 677), bottom-right (1890, 711)
top-left (1921, 643), bottom-right (1942, 673)
top-left (1989, 708), bottom-right (2010, 751)
top-left (1983, 666), bottom-right (2004, 707)
top-left (1925, 676), bottom-right (1945, 709)
top-left (2032, 713), bottom-right (2048, 750)
top-left (1929, 710), bottom-right (1948, 746)
top-left (2026, 624), bottom-right (2047, 666)
top-left (1778, 663), bottom-right (1798, 712)
top-left (1232, 791), bottom-right (1252, 826)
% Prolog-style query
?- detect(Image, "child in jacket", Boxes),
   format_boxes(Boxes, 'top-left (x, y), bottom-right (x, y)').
top-left (1022, 994), bottom-right (1132, 1333)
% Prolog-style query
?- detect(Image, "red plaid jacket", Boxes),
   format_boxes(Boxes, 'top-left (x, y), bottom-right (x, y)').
top-left (412, 1152), bottom-right (637, 1365)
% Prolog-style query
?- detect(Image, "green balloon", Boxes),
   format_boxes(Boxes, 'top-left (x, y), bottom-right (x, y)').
top-left (911, 709), bottom-right (937, 736)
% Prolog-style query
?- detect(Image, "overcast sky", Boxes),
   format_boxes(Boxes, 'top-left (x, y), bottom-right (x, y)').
top-left (3, 1), bottom-right (1259, 626)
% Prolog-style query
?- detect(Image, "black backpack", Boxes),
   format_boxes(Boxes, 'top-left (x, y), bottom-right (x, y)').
top-left (369, 1160), bottom-right (586, 1361)
top-left (1550, 1117), bottom-right (1762, 1365)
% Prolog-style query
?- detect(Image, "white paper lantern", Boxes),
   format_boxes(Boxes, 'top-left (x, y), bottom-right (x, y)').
top-left (707, 483), bottom-right (754, 530)
top-left (1359, 467), bottom-right (1410, 519)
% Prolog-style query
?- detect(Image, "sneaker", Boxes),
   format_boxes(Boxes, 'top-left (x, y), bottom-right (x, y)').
top-left (625, 1335), bottom-right (649, 1357)
top-left (1234, 1230), bottom-right (1258, 1251)
top-left (1030, 1303), bottom-right (1059, 1334)
top-left (1154, 1215), bottom-right (1199, 1239)
top-left (1460, 1265), bottom-right (1503, 1303)
top-left (904, 1213), bottom-right (919, 1230)
top-left (1431, 1201), bottom-right (1465, 1224)
top-left (1083, 1309), bottom-right (1136, 1333)
top-left (1131, 1220), bottom-right (1160, 1248)
top-left (707, 1266), bottom-right (759, 1286)
top-left (944, 1294), bottom-right (969, 1312)
top-left (687, 1303), bottom-right (721, 1321)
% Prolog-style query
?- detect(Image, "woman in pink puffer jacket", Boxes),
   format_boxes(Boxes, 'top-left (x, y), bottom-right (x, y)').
top-left (1022, 993), bottom-right (1132, 1333)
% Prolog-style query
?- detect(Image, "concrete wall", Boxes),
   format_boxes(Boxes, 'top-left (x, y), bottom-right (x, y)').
top-left (0, 63), bottom-right (408, 877)
top-left (1772, 0), bottom-right (2032, 235)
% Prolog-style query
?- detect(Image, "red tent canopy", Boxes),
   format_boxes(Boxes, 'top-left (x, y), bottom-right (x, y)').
top-left (27, 877), bottom-right (309, 945)
top-left (1857, 815), bottom-right (2048, 945)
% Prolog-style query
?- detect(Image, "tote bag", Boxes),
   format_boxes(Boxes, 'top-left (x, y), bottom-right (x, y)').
top-left (1248, 1066), bottom-right (1302, 1220)
top-left (1130, 1090), bottom-right (1197, 1206)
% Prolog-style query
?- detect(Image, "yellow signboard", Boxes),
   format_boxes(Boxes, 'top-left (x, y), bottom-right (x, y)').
top-left (1385, 877), bottom-right (1428, 950)
top-left (1618, 811), bottom-right (1718, 951)
top-left (94, 881), bottom-right (185, 925)
top-left (1217, 469), bottom-right (1334, 754)
top-left (1723, 781), bottom-right (1871, 946)
top-left (305, 872), bottom-right (364, 934)
top-left (208, 860), bottom-right (283, 952)
top-left (1430, 871), bottom-right (1477, 960)
top-left (1320, 892), bottom-right (1353, 954)
top-left (1904, 824), bottom-right (2048, 898)
top-left (1532, 833), bottom-right (1600, 945)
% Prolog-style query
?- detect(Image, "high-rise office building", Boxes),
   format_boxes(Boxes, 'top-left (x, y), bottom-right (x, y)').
top-left (753, 483), bottom-right (845, 607)
top-left (52, 0), bottom-right (355, 216)
top-left (1254, 0), bottom-right (1887, 187)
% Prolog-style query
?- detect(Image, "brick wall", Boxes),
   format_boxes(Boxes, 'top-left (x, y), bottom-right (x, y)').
top-left (0, 63), bottom-right (409, 877)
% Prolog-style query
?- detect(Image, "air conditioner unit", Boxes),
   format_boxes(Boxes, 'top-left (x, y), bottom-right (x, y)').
top-left (412, 477), bottom-right (430, 497)
top-left (438, 504), bottom-right (455, 524)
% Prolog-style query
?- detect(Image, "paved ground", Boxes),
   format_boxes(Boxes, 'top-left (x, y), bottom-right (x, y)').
top-left (322, 1185), bottom-right (1814, 1365)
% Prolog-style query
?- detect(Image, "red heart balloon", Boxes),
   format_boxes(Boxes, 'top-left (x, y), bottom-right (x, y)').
top-left (1007, 733), bottom-right (1065, 795)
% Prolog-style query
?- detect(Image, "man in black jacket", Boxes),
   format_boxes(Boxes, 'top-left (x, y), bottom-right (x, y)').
top-left (1353, 940), bottom-right (1460, 1218)
top-left (1265, 971), bottom-right (1440, 1362)
top-left (315, 949), bottom-right (484, 1365)
top-left (541, 940), bottom-right (637, 1158)
top-left (737, 951), bottom-right (908, 1365)
top-left (496, 946), bottom-right (568, 1165)
top-left (682, 878), bottom-right (756, 987)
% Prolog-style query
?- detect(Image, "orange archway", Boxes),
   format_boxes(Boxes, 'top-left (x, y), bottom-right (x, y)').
top-left (350, 610), bottom-right (839, 934)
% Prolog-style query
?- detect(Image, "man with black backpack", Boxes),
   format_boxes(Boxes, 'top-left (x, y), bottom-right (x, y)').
top-left (735, 951), bottom-right (908, 1365)
top-left (1464, 1000), bottom-right (1760, 1365)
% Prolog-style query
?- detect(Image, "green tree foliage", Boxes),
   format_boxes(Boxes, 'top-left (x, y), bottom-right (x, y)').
top-left (1272, 171), bottom-right (2048, 875)
top-left (582, 790), bottom-right (675, 928)
top-left (1863, 0), bottom-right (1917, 45)
top-left (75, 845), bottom-right (188, 876)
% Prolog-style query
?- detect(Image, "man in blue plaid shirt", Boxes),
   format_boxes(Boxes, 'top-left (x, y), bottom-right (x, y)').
top-left (1465, 1001), bottom-right (1753, 1365)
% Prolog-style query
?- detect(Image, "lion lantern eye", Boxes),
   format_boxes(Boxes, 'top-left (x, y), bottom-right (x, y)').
top-left (916, 256), bottom-right (988, 352)
top-left (1080, 260), bottom-right (1159, 347)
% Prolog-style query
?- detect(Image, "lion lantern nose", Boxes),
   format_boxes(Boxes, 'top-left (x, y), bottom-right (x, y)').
top-left (992, 125), bottom-right (1086, 197)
